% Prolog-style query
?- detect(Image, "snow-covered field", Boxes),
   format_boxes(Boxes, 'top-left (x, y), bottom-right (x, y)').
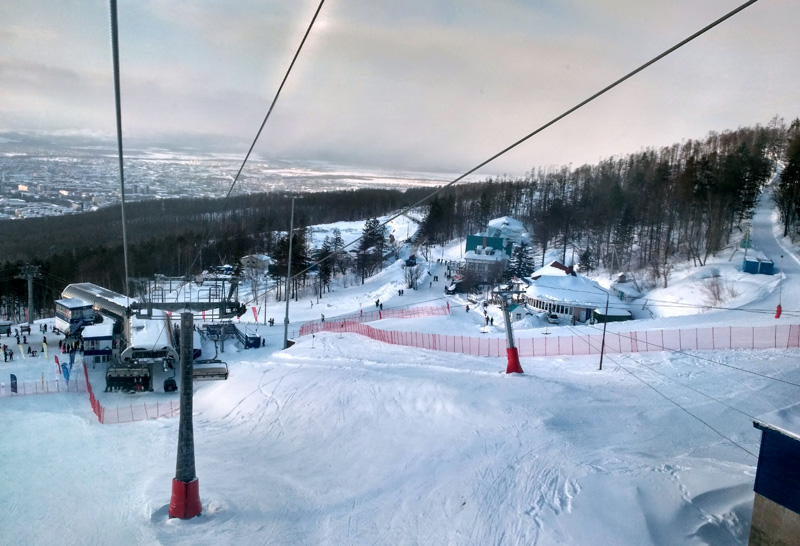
top-left (2, 189), bottom-right (799, 545)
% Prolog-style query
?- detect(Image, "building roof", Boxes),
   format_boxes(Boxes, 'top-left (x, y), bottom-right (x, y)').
top-left (82, 323), bottom-right (114, 339)
top-left (525, 275), bottom-right (628, 313)
top-left (485, 216), bottom-right (530, 245)
top-left (55, 298), bottom-right (92, 310)
top-left (531, 260), bottom-right (575, 279)
top-left (487, 216), bottom-right (524, 232)
top-left (242, 254), bottom-right (272, 263)
top-left (464, 248), bottom-right (508, 262)
top-left (62, 283), bottom-right (131, 320)
top-left (465, 235), bottom-right (507, 254)
top-left (754, 404), bottom-right (800, 442)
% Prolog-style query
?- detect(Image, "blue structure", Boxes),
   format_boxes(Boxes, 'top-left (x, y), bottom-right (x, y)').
top-left (749, 420), bottom-right (800, 543)
top-left (743, 256), bottom-right (774, 275)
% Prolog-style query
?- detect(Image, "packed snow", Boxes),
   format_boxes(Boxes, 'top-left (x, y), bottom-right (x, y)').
top-left (1, 186), bottom-right (799, 545)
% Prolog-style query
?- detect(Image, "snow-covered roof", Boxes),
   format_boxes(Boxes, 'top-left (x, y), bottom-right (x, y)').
top-left (464, 247), bottom-right (507, 262)
top-left (487, 216), bottom-right (524, 231)
top-left (485, 216), bottom-right (529, 244)
top-left (754, 403), bottom-right (800, 441)
top-left (242, 254), bottom-right (272, 262)
top-left (55, 298), bottom-right (92, 309)
top-left (526, 275), bottom-right (628, 312)
top-left (531, 260), bottom-right (574, 279)
top-left (82, 323), bottom-right (114, 339)
top-left (129, 313), bottom-right (171, 348)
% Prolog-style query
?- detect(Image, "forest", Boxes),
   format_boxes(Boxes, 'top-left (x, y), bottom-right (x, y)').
top-left (2, 118), bottom-right (799, 319)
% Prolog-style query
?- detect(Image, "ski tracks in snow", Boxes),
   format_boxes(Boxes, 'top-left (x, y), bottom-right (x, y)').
top-left (464, 440), bottom-right (581, 545)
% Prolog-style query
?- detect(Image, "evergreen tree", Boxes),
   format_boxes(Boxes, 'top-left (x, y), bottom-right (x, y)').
top-left (508, 242), bottom-right (536, 279)
top-left (314, 236), bottom-right (334, 298)
top-left (578, 248), bottom-right (596, 273)
top-left (776, 129), bottom-right (800, 237)
top-left (357, 218), bottom-right (387, 283)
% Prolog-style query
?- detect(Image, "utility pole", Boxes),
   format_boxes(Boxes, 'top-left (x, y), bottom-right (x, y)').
top-left (283, 197), bottom-right (295, 349)
top-left (16, 265), bottom-right (41, 324)
top-left (599, 290), bottom-right (609, 371)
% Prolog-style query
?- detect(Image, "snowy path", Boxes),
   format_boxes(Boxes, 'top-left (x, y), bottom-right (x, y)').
top-left (742, 175), bottom-right (799, 314)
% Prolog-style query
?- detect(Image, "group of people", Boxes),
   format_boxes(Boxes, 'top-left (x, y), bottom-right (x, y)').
top-left (3, 323), bottom-right (49, 361)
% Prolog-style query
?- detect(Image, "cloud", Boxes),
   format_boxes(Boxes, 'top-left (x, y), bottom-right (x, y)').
top-left (2, 0), bottom-right (798, 174)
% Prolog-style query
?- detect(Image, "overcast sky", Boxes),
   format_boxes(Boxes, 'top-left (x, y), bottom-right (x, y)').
top-left (1, 0), bottom-right (797, 175)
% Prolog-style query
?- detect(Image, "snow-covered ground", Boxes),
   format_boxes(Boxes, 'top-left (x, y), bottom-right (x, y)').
top-left (1, 188), bottom-right (799, 545)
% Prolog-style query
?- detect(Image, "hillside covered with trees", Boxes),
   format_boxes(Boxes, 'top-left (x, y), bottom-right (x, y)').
top-left (1, 119), bottom-right (797, 318)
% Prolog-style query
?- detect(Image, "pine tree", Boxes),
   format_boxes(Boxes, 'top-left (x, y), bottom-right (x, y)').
top-left (508, 242), bottom-right (536, 279)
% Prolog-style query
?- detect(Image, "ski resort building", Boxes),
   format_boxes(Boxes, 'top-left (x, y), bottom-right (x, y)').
top-left (82, 323), bottom-right (115, 366)
top-left (54, 298), bottom-right (95, 338)
top-left (525, 274), bottom-right (631, 324)
top-left (463, 238), bottom-right (509, 291)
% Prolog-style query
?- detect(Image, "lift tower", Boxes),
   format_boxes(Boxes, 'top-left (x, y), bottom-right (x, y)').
top-left (132, 276), bottom-right (245, 519)
top-left (16, 265), bottom-right (42, 324)
top-left (494, 289), bottom-right (524, 374)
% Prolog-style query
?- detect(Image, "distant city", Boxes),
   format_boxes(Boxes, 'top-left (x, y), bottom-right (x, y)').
top-left (0, 134), bottom-right (467, 220)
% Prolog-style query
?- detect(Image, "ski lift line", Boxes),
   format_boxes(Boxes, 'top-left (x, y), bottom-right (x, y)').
top-left (224, 0), bottom-right (326, 201)
top-left (565, 325), bottom-right (759, 422)
top-left (608, 351), bottom-right (758, 459)
top-left (288, 0), bottom-right (761, 282)
top-left (565, 325), bottom-right (758, 459)
top-left (186, 0), bottom-right (326, 276)
top-left (109, 0), bottom-right (132, 304)
top-left (581, 323), bottom-right (800, 390)
top-left (234, 278), bottom-right (456, 312)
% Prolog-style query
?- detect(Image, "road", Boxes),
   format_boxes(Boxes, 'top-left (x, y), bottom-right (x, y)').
top-left (742, 169), bottom-right (799, 316)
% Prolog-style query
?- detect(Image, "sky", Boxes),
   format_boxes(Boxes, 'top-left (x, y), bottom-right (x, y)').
top-left (1, 0), bottom-right (798, 175)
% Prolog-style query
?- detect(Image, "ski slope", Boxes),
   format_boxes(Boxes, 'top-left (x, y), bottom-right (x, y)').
top-left (2, 199), bottom-right (800, 545)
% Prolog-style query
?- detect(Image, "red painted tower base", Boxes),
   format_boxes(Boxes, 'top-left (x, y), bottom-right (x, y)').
top-left (169, 478), bottom-right (202, 519)
top-left (506, 347), bottom-right (524, 374)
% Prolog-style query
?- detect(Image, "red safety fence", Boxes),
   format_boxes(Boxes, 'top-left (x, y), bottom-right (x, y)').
top-left (299, 305), bottom-right (451, 336)
top-left (305, 322), bottom-right (800, 358)
top-left (83, 364), bottom-right (179, 424)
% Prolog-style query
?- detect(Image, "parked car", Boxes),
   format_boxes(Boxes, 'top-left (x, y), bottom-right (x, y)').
top-left (547, 313), bottom-right (560, 325)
